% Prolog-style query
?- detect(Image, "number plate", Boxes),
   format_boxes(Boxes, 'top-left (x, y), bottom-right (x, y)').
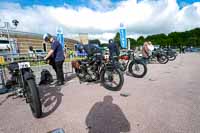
top-left (18, 62), bottom-right (30, 69)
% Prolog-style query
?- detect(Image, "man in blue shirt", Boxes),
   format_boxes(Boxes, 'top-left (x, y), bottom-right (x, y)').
top-left (43, 33), bottom-right (65, 86)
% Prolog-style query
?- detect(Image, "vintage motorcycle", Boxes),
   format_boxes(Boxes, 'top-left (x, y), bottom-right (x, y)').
top-left (149, 49), bottom-right (169, 64)
top-left (118, 50), bottom-right (147, 78)
top-left (163, 48), bottom-right (177, 61)
top-left (72, 53), bottom-right (124, 91)
top-left (5, 61), bottom-right (42, 118)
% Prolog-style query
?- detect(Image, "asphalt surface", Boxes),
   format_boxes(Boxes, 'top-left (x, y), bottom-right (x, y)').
top-left (0, 53), bottom-right (200, 133)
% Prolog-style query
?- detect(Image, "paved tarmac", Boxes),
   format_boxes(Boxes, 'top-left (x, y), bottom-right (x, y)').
top-left (0, 53), bottom-right (200, 133)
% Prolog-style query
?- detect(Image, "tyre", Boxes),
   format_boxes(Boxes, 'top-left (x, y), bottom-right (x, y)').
top-left (157, 54), bottom-right (169, 64)
top-left (118, 60), bottom-right (127, 72)
top-left (75, 68), bottom-right (85, 81)
top-left (168, 54), bottom-right (176, 61)
top-left (26, 79), bottom-right (42, 118)
top-left (100, 68), bottom-right (124, 91)
top-left (128, 60), bottom-right (147, 78)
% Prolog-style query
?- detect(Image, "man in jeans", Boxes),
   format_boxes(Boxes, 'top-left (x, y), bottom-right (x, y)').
top-left (43, 33), bottom-right (65, 86)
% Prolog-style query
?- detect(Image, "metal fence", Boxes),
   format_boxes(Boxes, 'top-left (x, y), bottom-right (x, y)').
top-left (0, 53), bottom-right (75, 91)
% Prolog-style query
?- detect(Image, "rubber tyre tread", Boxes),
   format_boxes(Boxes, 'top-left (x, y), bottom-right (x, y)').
top-left (157, 54), bottom-right (169, 64)
top-left (100, 68), bottom-right (124, 91)
top-left (128, 61), bottom-right (147, 78)
top-left (27, 79), bottom-right (42, 118)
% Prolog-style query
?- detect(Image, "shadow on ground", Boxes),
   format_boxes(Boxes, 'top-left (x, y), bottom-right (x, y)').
top-left (85, 95), bottom-right (131, 133)
top-left (39, 85), bottom-right (63, 118)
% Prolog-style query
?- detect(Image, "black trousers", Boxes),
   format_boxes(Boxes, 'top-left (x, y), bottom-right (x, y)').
top-left (52, 60), bottom-right (64, 83)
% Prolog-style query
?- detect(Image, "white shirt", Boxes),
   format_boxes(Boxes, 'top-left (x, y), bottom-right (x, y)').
top-left (147, 44), bottom-right (154, 51)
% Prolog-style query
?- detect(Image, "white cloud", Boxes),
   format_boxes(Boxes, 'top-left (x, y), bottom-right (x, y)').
top-left (89, 32), bottom-right (116, 43)
top-left (0, 0), bottom-right (200, 42)
top-left (175, 2), bottom-right (200, 31)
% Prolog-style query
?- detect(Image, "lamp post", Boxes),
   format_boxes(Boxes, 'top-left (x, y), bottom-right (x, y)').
top-left (0, 19), bottom-right (19, 39)
top-left (0, 19), bottom-right (19, 61)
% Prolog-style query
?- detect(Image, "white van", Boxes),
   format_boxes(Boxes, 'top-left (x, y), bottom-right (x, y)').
top-left (0, 37), bottom-right (19, 61)
top-left (0, 37), bottom-right (11, 59)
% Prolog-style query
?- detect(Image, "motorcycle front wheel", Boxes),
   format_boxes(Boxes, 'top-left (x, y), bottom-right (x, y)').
top-left (128, 60), bottom-right (147, 78)
top-left (26, 79), bottom-right (42, 118)
top-left (157, 54), bottom-right (169, 64)
top-left (100, 68), bottom-right (124, 91)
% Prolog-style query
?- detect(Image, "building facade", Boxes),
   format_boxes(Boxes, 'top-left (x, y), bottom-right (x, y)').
top-left (0, 29), bottom-right (79, 53)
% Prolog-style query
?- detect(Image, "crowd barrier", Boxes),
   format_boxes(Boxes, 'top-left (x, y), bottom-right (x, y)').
top-left (0, 53), bottom-right (78, 91)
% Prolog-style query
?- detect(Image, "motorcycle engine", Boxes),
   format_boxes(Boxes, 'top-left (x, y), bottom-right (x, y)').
top-left (86, 64), bottom-right (98, 80)
top-left (77, 59), bottom-right (99, 81)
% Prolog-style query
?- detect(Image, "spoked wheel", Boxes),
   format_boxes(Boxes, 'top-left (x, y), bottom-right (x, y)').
top-left (157, 54), bottom-right (169, 64)
top-left (100, 68), bottom-right (124, 91)
top-left (168, 54), bottom-right (176, 61)
top-left (26, 79), bottom-right (42, 118)
top-left (128, 61), bottom-right (147, 78)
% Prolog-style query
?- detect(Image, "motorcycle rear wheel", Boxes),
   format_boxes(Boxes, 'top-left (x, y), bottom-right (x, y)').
top-left (168, 55), bottom-right (176, 61)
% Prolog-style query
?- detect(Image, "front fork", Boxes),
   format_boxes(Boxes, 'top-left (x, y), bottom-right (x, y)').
top-left (22, 70), bottom-right (35, 103)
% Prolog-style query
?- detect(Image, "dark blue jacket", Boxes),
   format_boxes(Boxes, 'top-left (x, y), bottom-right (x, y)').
top-left (108, 43), bottom-right (120, 57)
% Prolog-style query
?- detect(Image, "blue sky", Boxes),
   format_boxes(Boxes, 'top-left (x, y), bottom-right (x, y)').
top-left (0, 0), bottom-right (200, 42)
top-left (1, 0), bottom-right (199, 8)
top-left (0, 0), bottom-right (122, 8)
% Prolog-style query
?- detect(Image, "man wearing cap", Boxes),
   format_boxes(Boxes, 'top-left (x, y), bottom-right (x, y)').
top-left (43, 33), bottom-right (65, 86)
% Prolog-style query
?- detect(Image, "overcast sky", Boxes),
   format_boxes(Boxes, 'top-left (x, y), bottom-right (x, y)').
top-left (0, 0), bottom-right (200, 43)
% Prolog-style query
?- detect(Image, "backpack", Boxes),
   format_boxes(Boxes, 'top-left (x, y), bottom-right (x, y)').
top-left (39, 69), bottom-right (53, 85)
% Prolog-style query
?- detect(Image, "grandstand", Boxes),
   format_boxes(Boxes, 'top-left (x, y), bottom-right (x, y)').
top-left (0, 28), bottom-right (79, 53)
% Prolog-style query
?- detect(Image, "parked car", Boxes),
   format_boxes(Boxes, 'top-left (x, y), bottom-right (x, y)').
top-left (185, 47), bottom-right (200, 52)
top-left (34, 49), bottom-right (47, 59)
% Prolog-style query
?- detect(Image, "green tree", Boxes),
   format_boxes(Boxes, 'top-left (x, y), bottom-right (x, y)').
top-left (114, 28), bottom-right (200, 49)
top-left (137, 36), bottom-right (145, 46)
top-left (127, 38), bottom-right (137, 48)
top-left (114, 32), bottom-right (121, 47)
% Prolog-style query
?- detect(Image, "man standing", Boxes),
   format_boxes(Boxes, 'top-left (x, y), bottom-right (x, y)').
top-left (142, 41), bottom-right (154, 64)
top-left (108, 39), bottom-right (120, 61)
top-left (43, 33), bottom-right (65, 86)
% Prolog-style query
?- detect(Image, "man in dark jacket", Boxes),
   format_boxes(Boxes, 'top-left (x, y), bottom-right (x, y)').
top-left (108, 39), bottom-right (120, 61)
top-left (43, 33), bottom-right (65, 86)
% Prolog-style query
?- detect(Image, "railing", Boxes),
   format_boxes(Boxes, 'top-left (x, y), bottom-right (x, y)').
top-left (0, 53), bottom-right (86, 92)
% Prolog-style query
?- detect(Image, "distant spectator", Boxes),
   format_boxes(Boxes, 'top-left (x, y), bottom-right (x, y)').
top-left (182, 46), bottom-right (185, 53)
top-left (179, 46), bottom-right (182, 54)
top-left (64, 45), bottom-right (67, 55)
top-left (28, 46), bottom-right (35, 58)
top-left (147, 41), bottom-right (154, 56)
top-left (142, 41), bottom-right (154, 64)
top-left (142, 42), bottom-right (149, 58)
top-left (69, 49), bottom-right (74, 60)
